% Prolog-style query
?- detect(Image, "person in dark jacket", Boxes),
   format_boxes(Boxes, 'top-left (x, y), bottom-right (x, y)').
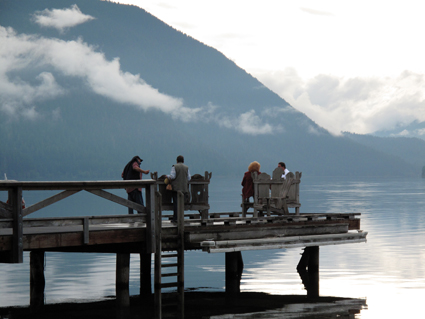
top-left (122, 156), bottom-right (149, 214)
top-left (166, 155), bottom-right (191, 222)
top-left (241, 161), bottom-right (261, 202)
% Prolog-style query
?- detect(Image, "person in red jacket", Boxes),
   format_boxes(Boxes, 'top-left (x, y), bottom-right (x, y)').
top-left (241, 161), bottom-right (261, 202)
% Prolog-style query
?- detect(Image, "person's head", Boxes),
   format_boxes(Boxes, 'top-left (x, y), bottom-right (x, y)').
top-left (176, 155), bottom-right (184, 163)
top-left (132, 156), bottom-right (142, 164)
top-left (278, 162), bottom-right (286, 170)
top-left (248, 161), bottom-right (261, 173)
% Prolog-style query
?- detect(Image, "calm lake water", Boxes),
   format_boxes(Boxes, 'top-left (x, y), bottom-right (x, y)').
top-left (1, 175), bottom-right (425, 318)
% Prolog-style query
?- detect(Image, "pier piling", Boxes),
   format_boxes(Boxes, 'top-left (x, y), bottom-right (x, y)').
top-left (225, 251), bottom-right (244, 295)
top-left (116, 252), bottom-right (130, 307)
top-left (30, 250), bottom-right (45, 311)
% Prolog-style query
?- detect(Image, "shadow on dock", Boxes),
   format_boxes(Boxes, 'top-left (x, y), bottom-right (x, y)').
top-left (0, 291), bottom-right (367, 319)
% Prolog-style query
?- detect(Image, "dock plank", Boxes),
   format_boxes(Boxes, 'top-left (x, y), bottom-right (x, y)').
top-left (0, 213), bottom-right (365, 255)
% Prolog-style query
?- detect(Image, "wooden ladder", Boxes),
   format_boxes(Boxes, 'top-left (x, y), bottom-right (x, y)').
top-left (154, 191), bottom-right (185, 319)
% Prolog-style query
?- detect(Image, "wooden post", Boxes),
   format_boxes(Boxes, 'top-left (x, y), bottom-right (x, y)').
top-left (140, 252), bottom-right (152, 296)
top-left (154, 192), bottom-right (162, 318)
top-left (242, 195), bottom-right (247, 217)
top-left (200, 209), bottom-right (209, 220)
top-left (116, 253), bottom-right (130, 307)
top-left (225, 251), bottom-right (244, 295)
top-left (83, 217), bottom-right (89, 244)
top-left (10, 187), bottom-right (23, 263)
top-left (252, 172), bottom-right (259, 218)
top-left (297, 246), bottom-right (319, 298)
top-left (30, 251), bottom-right (45, 311)
top-left (295, 172), bottom-right (301, 215)
top-left (146, 183), bottom-right (156, 254)
top-left (177, 191), bottom-right (185, 319)
top-left (201, 172), bottom-right (210, 220)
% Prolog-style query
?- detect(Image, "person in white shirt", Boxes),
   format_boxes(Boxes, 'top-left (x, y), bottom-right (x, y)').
top-left (278, 162), bottom-right (290, 179)
top-left (166, 155), bottom-right (191, 222)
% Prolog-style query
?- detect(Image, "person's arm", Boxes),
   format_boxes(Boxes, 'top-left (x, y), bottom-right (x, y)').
top-left (187, 169), bottom-right (191, 181)
top-left (133, 162), bottom-right (149, 174)
top-left (167, 166), bottom-right (176, 179)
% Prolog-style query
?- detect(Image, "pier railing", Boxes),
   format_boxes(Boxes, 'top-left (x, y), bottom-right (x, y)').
top-left (0, 180), bottom-right (157, 263)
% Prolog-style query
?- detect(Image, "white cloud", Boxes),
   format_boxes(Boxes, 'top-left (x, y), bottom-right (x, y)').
top-left (0, 26), bottom-right (185, 118)
top-left (0, 70), bottom-right (64, 116)
top-left (235, 110), bottom-right (275, 135)
top-left (396, 130), bottom-right (410, 137)
top-left (0, 25), bottom-right (281, 135)
top-left (44, 37), bottom-right (185, 113)
top-left (32, 4), bottom-right (95, 32)
top-left (417, 128), bottom-right (425, 136)
top-left (257, 68), bottom-right (425, 135)
top-left (0, 28), bottom-right (65, 117)
top-left (216, 109), bottom-right (279, 135)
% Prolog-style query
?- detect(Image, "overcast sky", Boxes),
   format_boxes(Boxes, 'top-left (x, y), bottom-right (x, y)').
top-left (113, 0), bottom-right (425, 136)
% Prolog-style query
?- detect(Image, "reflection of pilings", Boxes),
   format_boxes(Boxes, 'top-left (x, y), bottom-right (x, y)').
top-left (140, 252), bottom-right (152, 296)
top-left (297, 246), bottom-right (319, 298)
top-left (30, 250), bottom-right (45, 312)
top-left (225, 251), bottom-right (244, 295)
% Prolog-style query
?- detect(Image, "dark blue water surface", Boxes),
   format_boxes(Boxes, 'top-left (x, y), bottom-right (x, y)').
top-left (1, 176), bottom-right (424, 318)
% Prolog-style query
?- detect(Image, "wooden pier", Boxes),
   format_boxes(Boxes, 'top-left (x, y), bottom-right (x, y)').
top-left (0, 171), bottom-right (367, 317)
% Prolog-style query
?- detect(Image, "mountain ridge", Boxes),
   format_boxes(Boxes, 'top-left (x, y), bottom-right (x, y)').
top-left (0, 0), bottom-right (423, 180)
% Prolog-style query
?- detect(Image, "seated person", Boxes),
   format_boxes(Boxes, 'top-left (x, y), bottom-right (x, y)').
top-left (241, 161), bottom-right (261, 202)
top-left (278, 162), bottom-right (290, 179)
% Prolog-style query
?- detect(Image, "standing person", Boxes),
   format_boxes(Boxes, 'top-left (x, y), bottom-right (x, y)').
top-left (122, 156), bottom-right (150, 214)
top-left (241, 161), bottom-right (261, 202)
top-left (166, 155), bottom-right (191, 223)
top-left (278, 162), bottom-right (290, 179)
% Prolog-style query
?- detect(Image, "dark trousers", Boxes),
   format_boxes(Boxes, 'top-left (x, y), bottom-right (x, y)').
top-left (128, 189), bottom-right (144, 214)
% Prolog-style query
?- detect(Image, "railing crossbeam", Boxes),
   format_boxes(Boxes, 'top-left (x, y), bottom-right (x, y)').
top-left (23, 190), bottom-right (81, 217)
top-left (86, 189), bottom-right (146, 214)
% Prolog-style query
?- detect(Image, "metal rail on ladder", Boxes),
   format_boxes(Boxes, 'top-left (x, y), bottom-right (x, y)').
top-left (154, 191), bottom-right (184, 318)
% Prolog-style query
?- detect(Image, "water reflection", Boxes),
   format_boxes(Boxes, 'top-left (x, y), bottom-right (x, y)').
top-left (45, 253), bottom-right (118, 302)
top-left (238, 176), bottom-right (425, 318)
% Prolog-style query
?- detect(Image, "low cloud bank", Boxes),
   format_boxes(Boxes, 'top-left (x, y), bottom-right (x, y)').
top-left (257, 68), bottom-right (425, 137)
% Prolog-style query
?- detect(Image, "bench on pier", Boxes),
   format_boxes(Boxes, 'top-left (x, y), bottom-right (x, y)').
top-left (242, 167), bottom-right (302, 217)
top-left (152, 171), bottom-right (212, 220)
